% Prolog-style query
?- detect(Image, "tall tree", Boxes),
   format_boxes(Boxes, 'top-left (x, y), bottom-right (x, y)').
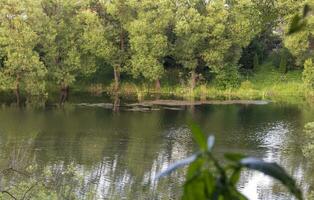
top-left (91, 0), bottom-right (134, 92)
top-left (0, 0), bottom-right (47, 104)
top-left (128, 0), bottom-right (173, 90)
top-left (202, 0), bottom-right (254, 88)
top-left (40, 0), bottom-right (99, 104)
top-left (174, 0), bottom-right (208, 89)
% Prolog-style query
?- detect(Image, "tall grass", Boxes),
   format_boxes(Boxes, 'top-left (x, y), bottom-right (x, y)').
top-left (71, 62), bottom-right (310, 104)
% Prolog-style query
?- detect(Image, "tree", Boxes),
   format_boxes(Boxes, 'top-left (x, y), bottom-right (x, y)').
top-left (202, 0), bottom-right (255, 88)
top-left (283, 0), bottom-right (311, 67)
top-left (40, 0), bottom-right (99, 104)
top-left (253, 53), bottom-right (259, 70)
top-left (0, 0), bottom-right (47, 104)
top-left (93, 0), bottom-right (134, 92)
top-left (174, 0), bottom-right (208, 89)
top-left (128, 0), bottom-right (173, 90)
top-left (242, 0), bottom-right (304, 68)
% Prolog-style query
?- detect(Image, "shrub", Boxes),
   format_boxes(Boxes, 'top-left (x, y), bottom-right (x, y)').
top-left (214, 65), bottom-right (240, 89)
top-left (240, 80), bottom-right (254, 90)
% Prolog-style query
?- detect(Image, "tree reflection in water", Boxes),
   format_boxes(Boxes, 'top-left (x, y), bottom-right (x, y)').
top-left (0, 104), bottom-right (312, 199)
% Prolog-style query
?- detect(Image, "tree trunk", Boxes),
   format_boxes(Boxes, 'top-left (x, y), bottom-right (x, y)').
top-left (155, 79), bottom-right (161, 92)
top-left (191, 70), bottom-right (196, 90)
top-left (113, 92), bottom-right (120, 112)
top-left (120, 28), bottom-right (125, 51)
top-left (59, 84), bottom-right (69, 106)
top-left (15, 81), bottom-right (20, 106)
top-left (113, 66), bottom-right (120, 92)
top-left (113, 27), bottom-right (124, 92)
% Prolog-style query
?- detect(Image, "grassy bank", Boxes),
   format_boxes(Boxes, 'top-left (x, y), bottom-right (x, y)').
top-left (82, 62), bottom-right (313, 104)
top-left (1, 62), bottom-right (313, 105)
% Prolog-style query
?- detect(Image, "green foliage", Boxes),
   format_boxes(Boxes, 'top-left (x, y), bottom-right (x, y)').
top-left (284, 1), bottom-right (313, 67)
top-left (95, 0), bottom-right (134, 90)
top-left (253, 53), bottom-right (259, 70)
top-left (0, 0), bottom-right (312, 104)
top-left (239, 37), bottom-right (265, 70)
top-left (302, 59), bottom-right (314, 89)
top-left (40, 0), bottom-right (99, 87)
top-left (157, 124), bottom-right (303, 200)
top-left (214, 65), bottom-right (240, 89)
top-left (0, 0), bottom-right (47, 98)
top-left (279, 50), bottom-right (288, 74)
top-left (288, 3), bottom-right (311, 35)
top-left (128, 0), bottom-right (172, 82)
top-left (303, 58), bottom-right (314, 88)
top-left (174, 2), bottom-right (207, 73)
top-left (240, 80), bottom-right (254, 90)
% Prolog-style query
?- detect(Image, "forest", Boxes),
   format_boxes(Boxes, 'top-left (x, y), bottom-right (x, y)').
top-left (0, 0), bottom-right (313, 105)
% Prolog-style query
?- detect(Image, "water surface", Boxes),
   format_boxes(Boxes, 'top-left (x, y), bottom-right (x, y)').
top-left (0, 102), bottom-right (313, 199)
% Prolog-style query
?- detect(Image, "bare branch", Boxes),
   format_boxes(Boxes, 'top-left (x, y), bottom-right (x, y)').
top-left (21, 182), bottom-right (38, 200)
top-left (0, 167), bottom-right (30, 177)
top-left (1, 190), bottom-right (17, 200)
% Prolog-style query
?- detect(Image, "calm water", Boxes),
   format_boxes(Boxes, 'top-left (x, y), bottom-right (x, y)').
top-left (0, 101), bottom-right (313, 199)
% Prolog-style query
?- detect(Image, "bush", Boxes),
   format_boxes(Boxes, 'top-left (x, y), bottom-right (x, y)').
top-left (214, 65), bottom-right (240, 89)
top-left (303, 58), bottom-right (314, 88)
top-left (270, 48), bottom-right (294, 71)
top-left (240, 80), bottom-right (254, 90)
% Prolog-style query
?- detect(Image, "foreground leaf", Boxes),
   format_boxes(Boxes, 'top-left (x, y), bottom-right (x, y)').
top-left (288, 14), bottom-right (306, 35)
top-left (189, 123), bottom-right (207, 151)
top-left (224, 153), bottom-right (246, 162)
top-left (240, 157), bottom-right (303, 200)
top-left (230, 167), bottom-right (242, 186)
top-left (303, 4), bottom-right (311, 17)
top-left (155, 153), bottom-right (199, 180)
top-left (183, 162), bottom-right (215, 200)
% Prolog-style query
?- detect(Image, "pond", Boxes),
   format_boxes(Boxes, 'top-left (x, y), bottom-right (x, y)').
top-left (0, 100), bottom-right (313, 199)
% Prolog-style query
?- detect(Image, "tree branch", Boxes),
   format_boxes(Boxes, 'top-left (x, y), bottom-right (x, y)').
top-left (1, 190), bottom-right (17, 200)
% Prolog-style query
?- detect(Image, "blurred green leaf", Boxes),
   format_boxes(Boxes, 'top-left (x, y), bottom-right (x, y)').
top-left (183, 176), bottom-right (207, 200)
top-left (240, 157), bottom-right (303, 200)
top-left (185, 157), bottom-right (204, 181)
top-left (230, 167), bottom-right (242, 186)
top-left (203, 171), bottom-right (215, 196)
top-left (288, 14), bottom-right (306, 35)
top-left (189, 123), bottom-right (207, 151)
top-left (224, 153), bottom-right (246, 162)
top-left (156, 123), bottom-right (303, 200)
top-left (303, 4), bottom-right (311, 17)
top-left (225, 186), bottom-right (248, 200)
top-left (184, 159), bottom-right (215, 200)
